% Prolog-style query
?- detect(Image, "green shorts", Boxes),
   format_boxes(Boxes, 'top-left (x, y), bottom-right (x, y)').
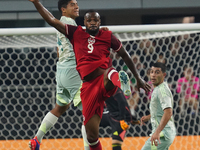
top-left (56, 65), bottom-right (82, 110)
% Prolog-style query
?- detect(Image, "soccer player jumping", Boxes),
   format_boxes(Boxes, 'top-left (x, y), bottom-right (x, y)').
top-left (29, 0), bottom-right (151, 149)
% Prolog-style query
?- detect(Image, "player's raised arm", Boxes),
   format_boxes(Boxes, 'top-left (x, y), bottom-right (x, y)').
top-left (117, 46), bottom-right (151, 93)
top-left (29, 0), bottom-right (66, 35)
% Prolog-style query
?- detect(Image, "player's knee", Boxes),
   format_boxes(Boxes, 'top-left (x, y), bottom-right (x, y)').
top-left (87, 132), bottom-right (99, 143)
top-left (87, 136), bottom-right (98, 143)
top-left (112, 139), bottom-right (123, 144)
top-left (51, 103), bottom-right (70, 117)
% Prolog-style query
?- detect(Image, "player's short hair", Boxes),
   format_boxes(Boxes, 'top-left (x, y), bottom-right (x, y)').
top-left (58, 0), bottom-right (71, 13)
top-left (84, 9), bottom-right (99, 17)
top-left (152, 62), bottom-right (166, 73)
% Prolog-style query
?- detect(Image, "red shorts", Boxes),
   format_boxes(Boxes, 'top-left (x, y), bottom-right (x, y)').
top-left (81, 74), bottom-right (117, 125)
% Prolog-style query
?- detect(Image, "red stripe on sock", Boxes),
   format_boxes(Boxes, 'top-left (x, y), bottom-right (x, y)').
top-left (89, 140), bottom-right (102, 150)
top-left (107, 68), bottom-right (121, 88)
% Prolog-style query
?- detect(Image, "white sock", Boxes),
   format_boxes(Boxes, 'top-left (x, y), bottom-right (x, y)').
top-left (35, 112), bottom-right (58, 143)
top-left (81, 125), bottom-right (90, 150)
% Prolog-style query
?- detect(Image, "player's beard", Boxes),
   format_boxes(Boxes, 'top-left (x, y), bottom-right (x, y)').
top-left (86, 28), bottom-right (99, 36)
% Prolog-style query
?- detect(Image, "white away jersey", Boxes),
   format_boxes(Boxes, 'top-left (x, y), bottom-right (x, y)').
top-left (150, 82), bottom-right (176, 139)
top-left (57, 16), bottom-right (77, 67)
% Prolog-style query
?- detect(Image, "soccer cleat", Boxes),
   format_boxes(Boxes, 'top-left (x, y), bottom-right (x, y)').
top-left (29, 136), bottom-right (41, 150)
top-left (119, 71), bottom-right (131, 96)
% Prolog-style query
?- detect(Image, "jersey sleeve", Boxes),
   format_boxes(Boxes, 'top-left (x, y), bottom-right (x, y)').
top-left (158, 87), bottom-right (173, 110)
top-left (65, 24), bottom-right (78, 41)
top-left (60, 17), bottom-right (77, 26)
top-left (111, 34), bottom-right (122, 52)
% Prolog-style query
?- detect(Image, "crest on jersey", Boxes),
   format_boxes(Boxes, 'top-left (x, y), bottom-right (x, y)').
top-left (88, 37), bottom-right (95, 44)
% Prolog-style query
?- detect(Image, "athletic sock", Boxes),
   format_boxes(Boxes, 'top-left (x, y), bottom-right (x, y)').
top-left (107, 67), bottom-right (121, 88)
top-left (89, 139), bottom-right (102, 150)
top-left (112, 143), bottom-right (122, 150)
top-left (81, 125), bottom-right (90, 150)
top-left (35, 112), bottom-right (58, 143)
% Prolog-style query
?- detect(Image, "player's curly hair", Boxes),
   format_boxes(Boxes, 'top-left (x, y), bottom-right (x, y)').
top-left (58, 0), bottom-right (71, 13)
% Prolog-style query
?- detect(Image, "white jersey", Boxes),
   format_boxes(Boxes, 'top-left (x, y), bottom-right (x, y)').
top-left (150, 82), bottom-right (176, 139)
top-left (57, 16), bottom-right (77, 67)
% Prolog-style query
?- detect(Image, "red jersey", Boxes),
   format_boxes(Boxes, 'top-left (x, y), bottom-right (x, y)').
top-left (65, 25), bottom-right (122, 80)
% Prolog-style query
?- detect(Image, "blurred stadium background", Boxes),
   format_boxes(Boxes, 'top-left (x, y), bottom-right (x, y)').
top-left (0, 0), bottom-right (200, 150)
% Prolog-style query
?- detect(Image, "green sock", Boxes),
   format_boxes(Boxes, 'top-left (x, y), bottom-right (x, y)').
top-left (35, 112), bottom-right (58, 143)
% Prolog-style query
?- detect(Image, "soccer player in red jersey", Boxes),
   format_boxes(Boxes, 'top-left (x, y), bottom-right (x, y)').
top-left (29, 1), bottom-right (151, 149)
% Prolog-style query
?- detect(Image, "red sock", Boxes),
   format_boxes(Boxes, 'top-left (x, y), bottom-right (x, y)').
top-left (107, 68), bottom-right (121, 88)
top-left (89, 139), bottom-right (102, 150)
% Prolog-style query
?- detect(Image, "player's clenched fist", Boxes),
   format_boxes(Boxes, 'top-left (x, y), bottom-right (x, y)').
top-left (120, 120), bottom-right (129, 130)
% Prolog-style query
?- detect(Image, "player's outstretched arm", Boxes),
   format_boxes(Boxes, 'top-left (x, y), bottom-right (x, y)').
top-left (117, 47), bottom-right (151, 93)
top-left (29, 0), bottom-right (66, 35)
